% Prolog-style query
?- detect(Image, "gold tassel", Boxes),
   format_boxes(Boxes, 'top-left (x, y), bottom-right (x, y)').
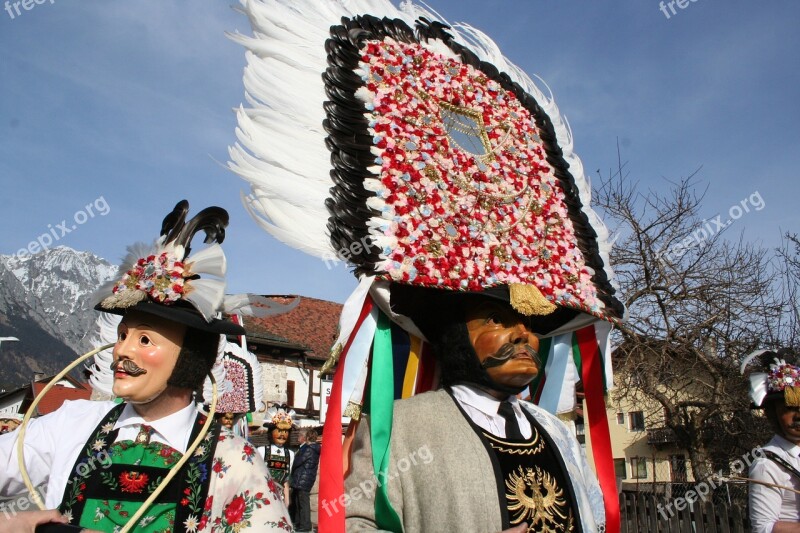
top-left (785, 386), bottom-right (800, 407)
top-left (509, 283), bottom-right (557, 316)
top-left (343, 401), bottom-right (362, 421)
top-left (320, 342), bottom-right (343, 376)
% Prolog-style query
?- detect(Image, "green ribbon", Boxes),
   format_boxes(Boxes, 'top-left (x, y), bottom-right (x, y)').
top-left (370, 311), bottom-right (403, 532)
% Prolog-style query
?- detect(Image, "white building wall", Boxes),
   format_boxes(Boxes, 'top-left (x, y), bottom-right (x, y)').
top-left (256, 361), bottom-right (322, 426)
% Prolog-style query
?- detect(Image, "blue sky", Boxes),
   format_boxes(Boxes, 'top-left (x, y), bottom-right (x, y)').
top-left (1, 1), bottom-right (797, 304)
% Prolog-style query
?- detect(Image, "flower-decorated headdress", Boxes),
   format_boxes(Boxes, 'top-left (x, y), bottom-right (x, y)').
top-left (94, 200), bottom-right (244, 335)
top-left (229, 1), bottom-right (625, 529)
top-left (265, 404), bottom-right (296, 431)
top-left (747, 355), bottom-right (800, 408)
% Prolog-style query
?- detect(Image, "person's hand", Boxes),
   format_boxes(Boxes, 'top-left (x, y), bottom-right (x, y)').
top-left (498, 524), bottom-right (528, 533)
top-left (0, 509), bottom-right (68, 532)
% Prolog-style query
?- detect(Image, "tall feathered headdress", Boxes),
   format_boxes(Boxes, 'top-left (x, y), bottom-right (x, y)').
top-left (229, 1), bottom-right (625, 530)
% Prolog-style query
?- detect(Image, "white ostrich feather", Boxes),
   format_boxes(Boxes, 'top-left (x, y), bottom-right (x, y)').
top-left (229, 0), bottom-right (413, 258)
top-left (85, 312), bottom-right (122, 398)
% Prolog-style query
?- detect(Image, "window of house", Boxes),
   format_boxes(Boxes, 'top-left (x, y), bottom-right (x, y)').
top-left (287, 380), bottom-right (295, 406)
top-left (614, 459), bottom-right (627, 479)
top-left (616, 412), bottom-right (625, 425)
top-left (628, 411), bottom-right (645, 431)
top-left (670, 454), bottom-right (688, 483)
top-left (630, 457), bottom-right (648, 479)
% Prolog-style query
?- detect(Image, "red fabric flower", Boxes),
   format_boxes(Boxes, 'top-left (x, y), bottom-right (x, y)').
top-left (224, 495), bottom-right (246, 525)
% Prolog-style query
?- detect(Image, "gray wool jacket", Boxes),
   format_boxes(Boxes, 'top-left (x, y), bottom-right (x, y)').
top-left (344, 388), bottom-right (606, 533)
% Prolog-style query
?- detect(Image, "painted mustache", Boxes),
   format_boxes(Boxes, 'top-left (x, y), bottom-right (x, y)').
top-left (111, 359), bottom-right (148, 376)
top-left (481, 343), bottom-right (541, 370)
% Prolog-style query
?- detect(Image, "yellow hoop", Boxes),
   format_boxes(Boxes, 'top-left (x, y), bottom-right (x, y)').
top-left (16, 342), bottom-right (115, 510)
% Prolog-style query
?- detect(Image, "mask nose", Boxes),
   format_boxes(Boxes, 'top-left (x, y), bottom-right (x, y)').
top-left (113, 333), bottom-right (135, 361)
top-left (510, 321), bottom-right (538, 349)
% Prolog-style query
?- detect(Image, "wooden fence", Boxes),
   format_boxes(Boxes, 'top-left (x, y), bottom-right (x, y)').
top-left (620, 492), bottom-right (748, 533)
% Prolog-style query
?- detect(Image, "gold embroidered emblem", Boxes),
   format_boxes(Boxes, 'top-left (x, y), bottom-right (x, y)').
top-left (487, 426), bottom-right (544, 455)
top-left (505, 465), bottom-right (574, 532)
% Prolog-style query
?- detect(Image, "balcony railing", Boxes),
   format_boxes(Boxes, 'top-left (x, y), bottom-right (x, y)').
top-left (647, 426), bottom-right (678, 445)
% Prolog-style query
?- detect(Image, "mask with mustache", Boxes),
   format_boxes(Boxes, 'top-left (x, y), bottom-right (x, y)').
top-left (111, 359), bottom-right (148, 376)
top-left (481, 343), bottom-right (542, 370)
top-left (432, 321), bottom-right (539, 396)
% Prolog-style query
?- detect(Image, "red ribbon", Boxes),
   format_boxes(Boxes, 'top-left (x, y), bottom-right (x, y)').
top-left (317, 297), bottom-right (374, 533)
top-left (576, 326), bottom-right (620, 533)
top-left (413, 341), bottom-right (438, 394)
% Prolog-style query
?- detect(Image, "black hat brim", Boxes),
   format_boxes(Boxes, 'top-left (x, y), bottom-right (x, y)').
top-left (96, 300), bottom-right (245, 336)
top-left (389, 284), bottom-right (579, 338)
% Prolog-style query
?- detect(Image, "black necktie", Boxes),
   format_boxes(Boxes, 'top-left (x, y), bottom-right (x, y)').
top-left (497, 401), bottom-right (524, 440)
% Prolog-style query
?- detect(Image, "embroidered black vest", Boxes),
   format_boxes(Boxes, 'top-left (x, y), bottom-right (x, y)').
top-left (58, 404), bottom-right (220, 532)
top-left (451, 393), bottom-right (582, 532)
top-left (265, 445), bottom-right (291, 485)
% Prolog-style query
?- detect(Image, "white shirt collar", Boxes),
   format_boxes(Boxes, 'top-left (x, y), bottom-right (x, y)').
top-left (772, 434), bottom-right (800, 458)
top-left (450, 383), bottom-right (523, 417)
top-left (115, 402), bottom-right (197, 453)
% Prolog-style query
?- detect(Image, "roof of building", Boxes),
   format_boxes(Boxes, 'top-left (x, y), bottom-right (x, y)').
top-left (29, 380), bottom-right (92, 416)
top-left (243, 295), bottom-right (342, 362)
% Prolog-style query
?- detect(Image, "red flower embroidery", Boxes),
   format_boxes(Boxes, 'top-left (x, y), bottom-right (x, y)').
top-left (184, 488), bottom-right (191, 495)
top-left (181, 498), bottom-right (189, 506)
top-left (204, 496), bottom-right (214, 512)
top-left (224, 495), bottom-right (246, 525)
top-left (119, 471), bottom-right (149, 493)
top-left (76, 494), bottom-right (84, 502)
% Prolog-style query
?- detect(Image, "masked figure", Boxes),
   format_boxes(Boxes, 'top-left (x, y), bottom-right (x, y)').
top-left (746, 351), bottom-right (800, 533)
top-left (0, 200), bottom-right (292, 532)
top-left (258, 404), bottom-right (296, 503)
top-left (229, 1), bottom-right (628, 531)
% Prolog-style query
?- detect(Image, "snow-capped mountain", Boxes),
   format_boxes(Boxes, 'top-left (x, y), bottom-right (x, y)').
top-left (0, 246), bottom-right (117, 355)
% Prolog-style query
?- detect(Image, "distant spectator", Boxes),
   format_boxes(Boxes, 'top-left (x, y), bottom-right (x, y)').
top-left (290, 428), bottom-right (321, 532)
